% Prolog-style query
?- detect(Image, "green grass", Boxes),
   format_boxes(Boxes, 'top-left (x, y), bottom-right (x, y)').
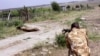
top-left (88, 33), bottom-right (100, 41)
top-left (0, 26), bottom-right (24, 39)
top-left (0, 19), bottom-right (24, 39)
top-left (30, 8), bottom-right (89, 23)
top-left (55, 34), bottom-right (66, 47)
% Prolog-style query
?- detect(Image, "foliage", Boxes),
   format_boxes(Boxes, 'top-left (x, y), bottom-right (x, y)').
top-left (30, 8), bottom-right (60, 22)
top-left (76, 5), bottom-right (80, 8)
top-left (0, 19), bottom-right (24, 39)
top-left (13, 19), bottom-right (23, 26)
top-left (0, 19), bottom-right (23, 27)
top-left (67, 5), bottom-right (71, 10)
top-left (51, 1), bottom-right (61, 11)
top-left (5, 19), bottom-right (23, 27)
top-left (99, 4), bottom-right (100, 7)
top-left (11, 10), bottom-right (19, 17)
top-left (80, 4), bottom-right (84, 9)
top-left (0, 12), bottom-right (2, 17)
top-left (86, 4), bottom-right (93, 9)
top-left (0, 21), bottom-right (6, 27)
top-left (55, 34), bottom-right (66, 47)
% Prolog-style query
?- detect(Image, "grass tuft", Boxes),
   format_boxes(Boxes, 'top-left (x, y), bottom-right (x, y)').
top-left (55, 34), bottom-right (66, 47)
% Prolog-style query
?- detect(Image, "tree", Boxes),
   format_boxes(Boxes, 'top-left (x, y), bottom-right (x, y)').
top-left (76, 5), bottom-right (80, 8)
top-left (80, 4), bottom-right (84, 9)
top-left (66, 5), bottom-right (71, 10)
top-left (87, 4), bottom-right (91, 9)
top-left (98, 4), bottom-right (100, 7)
top-left (18, 6), bottom-right (29, 22)
top-left (51, 1), bottom-right (61, 11)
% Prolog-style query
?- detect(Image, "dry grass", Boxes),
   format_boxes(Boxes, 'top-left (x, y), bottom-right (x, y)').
top-left (0, 26), bottom-right (24, 39)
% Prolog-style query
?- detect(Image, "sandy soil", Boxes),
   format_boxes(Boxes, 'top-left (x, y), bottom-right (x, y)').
top-left (14, 40), bottom-right (100, 56)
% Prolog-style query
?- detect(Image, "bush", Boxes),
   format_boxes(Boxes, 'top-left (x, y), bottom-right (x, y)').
top-left (0, 20), bottom-right (23, 27)
top-left (7, 19), bottom-right (23, 27)
top-left (99, 5), bottom-right (100, 7)
top-left (76, 5), bottom-right (80, 8)
top-left (0, 21), bottom-right (6, 27)
top-left (55, 34), bottom-right (66, 47)
top-left (0, 12), bottom-right (2, 18)
top-left (66, 5), bottom-right (71, 10)
top-left (80, 4), bottom-right (84, 9)
top-left (11, 10), bottom-right (19, 17)
top-left (86, 4), bottom-right (93, 9)
top-left (51, 2), bottom-right (61, 11)
top-left (13, 20), bottom-right (23, 27)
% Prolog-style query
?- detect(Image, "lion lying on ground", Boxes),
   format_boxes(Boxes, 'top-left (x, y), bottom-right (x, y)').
top-left (17, 24), bottom-right (39, 32)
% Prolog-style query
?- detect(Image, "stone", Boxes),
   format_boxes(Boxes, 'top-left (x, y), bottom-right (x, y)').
top-left (49, 47), bottom-right (54, 50)
top-left (42, 48), bottom-right (48, 52)
top-left (31, 53), bottom-right (36, 56)
top-left (48, 51), bottom-right (52, 54)
top-left (53, 45), bottom-right (58, 48)
top-left (40, 51), bottom-right (47, 56)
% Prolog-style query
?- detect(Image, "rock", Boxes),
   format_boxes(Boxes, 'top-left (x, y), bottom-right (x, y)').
top-left (80, 17), bottom-right (86, 20)
top-left (48, 51), bottom-right (52, 54)
top-left (53, 45), bottom-right (58, 48)
top-left (42, 48), bottom-right (48, 52)
top-left (40, 51), bottom-right (47, 56)
top-left (49, 47), bottom-right (54, 50)
top-left (31, 53), bottom-right (36, 56)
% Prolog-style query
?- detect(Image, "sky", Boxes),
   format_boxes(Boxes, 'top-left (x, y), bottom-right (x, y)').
top-left (0, 0), bottom-right (86, 10)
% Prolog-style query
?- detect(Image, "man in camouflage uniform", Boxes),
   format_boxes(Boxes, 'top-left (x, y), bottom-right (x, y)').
top-left (64, 22), bottom-right (90, 56)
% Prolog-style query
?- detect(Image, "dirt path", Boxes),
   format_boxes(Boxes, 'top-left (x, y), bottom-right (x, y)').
top-left (0, 20), bottom-right (66, 56)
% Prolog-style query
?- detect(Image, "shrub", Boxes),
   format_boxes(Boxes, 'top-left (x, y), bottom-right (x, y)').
top-left (99, 4), bottom-right (100, 7)
top-left (11, 10), bottom-right (19, 17)
top-left (3, 19), bottom-right (23, 27)
top-left (80, 4), bottom-right (84, 9)
top-left (51, 1), bottom-right (61, 11)
top-left (76, 5), bottom-right (80, 8)
top-left (66, 5), bottom-right (71, 10)
top-left (13, 20), bottom-right (23, 27)
top-left (0, 12), bottom-right (2, 18)
top-left (86, 4), bottom-right (93, 9)
top-left (55, 34), bottom-right (66, 47)
top-left (0, 21), bottom-right (6, 27)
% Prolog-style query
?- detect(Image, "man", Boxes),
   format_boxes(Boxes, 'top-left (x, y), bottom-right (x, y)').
top-left (64, 22), bottom-right (90, 56)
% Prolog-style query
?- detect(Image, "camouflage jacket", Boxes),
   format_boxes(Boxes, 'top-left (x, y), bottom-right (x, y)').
top-left (67, 28), bottom-right (90, 56)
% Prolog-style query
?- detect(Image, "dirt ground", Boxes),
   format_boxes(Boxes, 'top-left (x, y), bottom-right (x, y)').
top-left (15, 40), bottom-right (100, 56)
top-left (14, 7), bottom-right (100, 56)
